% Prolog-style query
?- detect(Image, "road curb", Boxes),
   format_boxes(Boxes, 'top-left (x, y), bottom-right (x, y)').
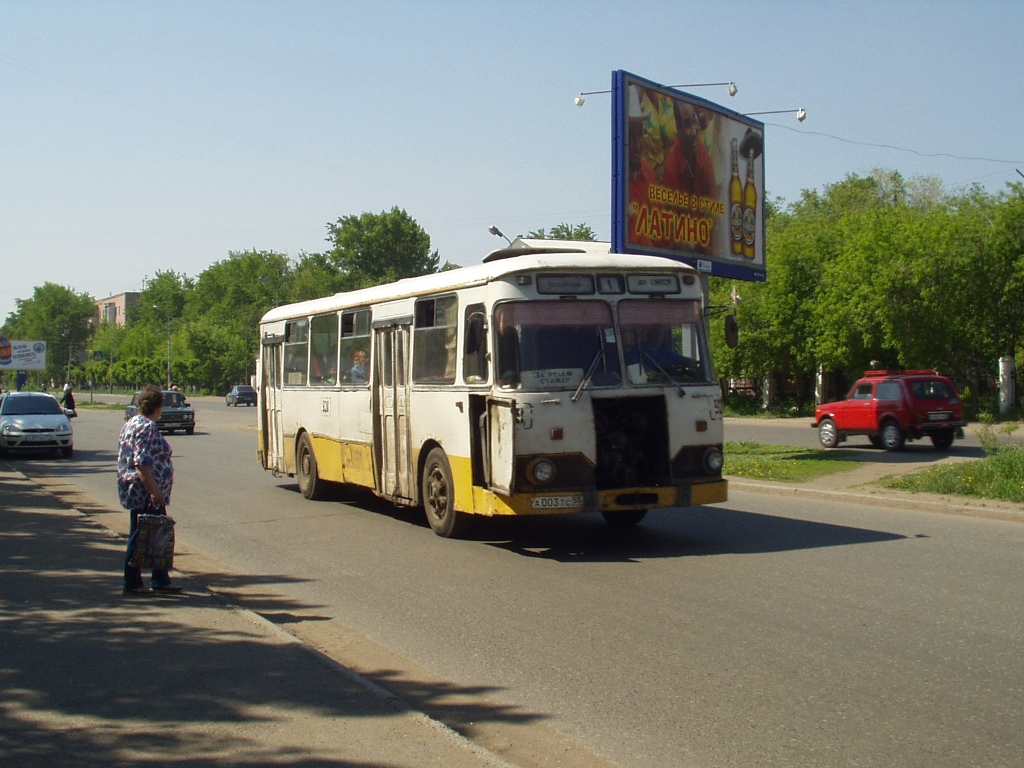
top-left (729, 477), bottom-right (1024, 523)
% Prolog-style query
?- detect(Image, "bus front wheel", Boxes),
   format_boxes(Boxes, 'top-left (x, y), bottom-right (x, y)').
top-left (422, 448), bottom-right (466, 538)
top-left (297, 433), bottom-right (325, 500)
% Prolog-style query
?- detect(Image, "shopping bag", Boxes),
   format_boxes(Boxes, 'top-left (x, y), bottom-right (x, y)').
top-left (129, 513), bottom-right (176, 570)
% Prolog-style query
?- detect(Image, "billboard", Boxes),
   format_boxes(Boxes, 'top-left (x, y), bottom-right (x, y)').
top-left (611, 70), bottom-right (766, 282)
top-left (0, 337), bottom-right (48, 371)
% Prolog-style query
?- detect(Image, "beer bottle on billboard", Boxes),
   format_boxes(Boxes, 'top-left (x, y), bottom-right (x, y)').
top-left (729, 138), bottom-right (743, 255)
top-left (742, 149), bottom-right (757, 259)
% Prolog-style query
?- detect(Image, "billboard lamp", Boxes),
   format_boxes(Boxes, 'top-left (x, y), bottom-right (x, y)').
top-left (745, 108), bottom-right (807, 122)
top-left (574, 80), bottom-right (737, 106)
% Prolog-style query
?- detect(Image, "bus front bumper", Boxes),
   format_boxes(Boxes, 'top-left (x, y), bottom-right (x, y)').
top-left (471, 479), bottom-right (728, 517)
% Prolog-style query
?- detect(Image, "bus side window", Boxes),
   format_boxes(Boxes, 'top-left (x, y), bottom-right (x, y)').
top-left (340, 308), bottom-right (371, 386)
top-left (283, 319), bottom-right (309, 386)
top-left (413, 295), bottom-right (457, 384)
top-left (494, 305), bottom-right (520, 388)
top-left (310, 312), bottom-right (339, 385)
top-left (463, 305), bottom-right (487, 384)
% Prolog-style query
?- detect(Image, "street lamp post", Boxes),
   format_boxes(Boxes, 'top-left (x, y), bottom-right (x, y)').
top-left (153, 305), bottom-right (172, 389)
top-left (87, 318), bottom-right (94, 403)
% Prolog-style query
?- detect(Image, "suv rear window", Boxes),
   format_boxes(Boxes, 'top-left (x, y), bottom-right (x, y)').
top-left (910, 380), bottom-right (954, 399)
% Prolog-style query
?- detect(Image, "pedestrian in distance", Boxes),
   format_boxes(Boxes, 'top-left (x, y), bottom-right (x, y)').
top-left (118, 383), bottom-right (182, 596)
top-left (59, 383), bottom-right (76, 413)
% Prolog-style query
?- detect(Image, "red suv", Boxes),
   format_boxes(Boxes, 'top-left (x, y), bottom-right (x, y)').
top-left (812, 370), bottom-right (965, 452)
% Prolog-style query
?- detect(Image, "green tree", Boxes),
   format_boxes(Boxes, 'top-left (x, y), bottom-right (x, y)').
top-left (129, 271), bottom-right (193, 325)
top-left (291, 251), bottom-right (345, 302)
top-left (185, 250), bottom-right (289, 390)
top-left (526, 223), bottom-right (597, 241)
top-left (326, 207), bottom-right (439, 289)
top-left (3, 283), bottom-right (97, 386)
top-left (88, 321), bottom-right (127, 392)
top-left (115, 271), bottom-right (193, 389)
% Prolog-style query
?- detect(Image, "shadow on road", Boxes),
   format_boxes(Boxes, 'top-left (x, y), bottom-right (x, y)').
top-left (0, 480), bottom-right (549, 767)
top-left (474, 505), bottom-right (906, 562)
top-left (261, 473), bottom-right (907, 563)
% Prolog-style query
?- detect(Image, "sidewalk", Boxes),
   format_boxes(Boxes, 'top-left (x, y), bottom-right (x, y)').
top-left (0, 465), bottom-right (513, 768)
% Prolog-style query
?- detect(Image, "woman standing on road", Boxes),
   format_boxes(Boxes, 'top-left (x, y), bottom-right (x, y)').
top-left (118, 384), bottom-right (182, 595)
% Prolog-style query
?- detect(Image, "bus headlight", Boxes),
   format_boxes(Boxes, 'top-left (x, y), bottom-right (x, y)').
top-left (703, 447), bottom-right (724, 473)
top-left (528, 458), bottom-right (556, 485)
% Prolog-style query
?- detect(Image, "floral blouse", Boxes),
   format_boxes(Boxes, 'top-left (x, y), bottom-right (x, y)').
top-left (117, 415), bottom-right (173, 510)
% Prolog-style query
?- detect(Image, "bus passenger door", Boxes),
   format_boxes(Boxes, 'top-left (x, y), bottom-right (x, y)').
top-left (259, 338), bottom-right (285, 473)
top-left (485, 397), bottom-right (517, 495)
top-left (375, 324), bottom-right (412, 502)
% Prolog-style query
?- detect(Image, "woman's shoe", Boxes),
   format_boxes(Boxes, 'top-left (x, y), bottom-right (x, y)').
top-left (123, 586), bottom-right (153, 596)
top-left (153, 584), bottom-right (183, 593)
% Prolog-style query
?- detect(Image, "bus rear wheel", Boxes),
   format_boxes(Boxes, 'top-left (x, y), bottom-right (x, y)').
top-left (297, 433), bottom-right (325, 500)
top-left (601, 509), bottom-right (648, 527)
top-left (422, 448), bottom-right (466, 538)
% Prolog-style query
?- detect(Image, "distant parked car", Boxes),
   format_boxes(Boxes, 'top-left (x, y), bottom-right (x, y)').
top-left (0, 391), bottom-right (74, 458)
top-left (225, 384), bottom-right (257, 407)
top-left (125, 390), bottom-right (195, 434)
top-left (812, 369), bottom-right (964, 452)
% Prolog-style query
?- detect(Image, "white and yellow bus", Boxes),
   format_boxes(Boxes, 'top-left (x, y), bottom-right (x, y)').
top-left (257, 243), bottom-right (727, 537)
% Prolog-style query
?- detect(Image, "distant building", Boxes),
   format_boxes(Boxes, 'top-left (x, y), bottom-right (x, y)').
top-left (95, 292), bottom-right (139, 327)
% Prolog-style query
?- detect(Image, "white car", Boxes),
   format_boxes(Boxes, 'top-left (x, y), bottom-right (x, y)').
top-left (0, 391), bottom-right (74, 458)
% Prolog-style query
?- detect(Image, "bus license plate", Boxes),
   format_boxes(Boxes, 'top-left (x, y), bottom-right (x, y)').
top-left (531, 494), bottom-right (584, 510)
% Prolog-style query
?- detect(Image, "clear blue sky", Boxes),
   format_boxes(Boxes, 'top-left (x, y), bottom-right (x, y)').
top-left (2, 1), bottom-right (1022, 323)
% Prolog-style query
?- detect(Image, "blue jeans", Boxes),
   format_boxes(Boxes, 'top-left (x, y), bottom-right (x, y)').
top-left (124, 505), bottom-right (172, 589)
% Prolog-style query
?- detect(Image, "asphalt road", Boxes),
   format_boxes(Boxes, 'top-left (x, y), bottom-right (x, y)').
top-left (16, 397), bottom-right (1024, 767)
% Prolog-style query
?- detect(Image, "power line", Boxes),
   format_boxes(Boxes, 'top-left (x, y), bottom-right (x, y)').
top-left (765, 122), bottom-right (1024, 165)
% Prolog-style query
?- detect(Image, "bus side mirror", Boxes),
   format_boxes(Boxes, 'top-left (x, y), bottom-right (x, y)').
top-left (724, 314), bottom-right (739, 348)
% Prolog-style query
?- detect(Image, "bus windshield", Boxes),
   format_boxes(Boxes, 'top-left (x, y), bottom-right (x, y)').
top-left (495, 301), bottom-right (620, 390)
top-left (619, 299), bottom-right (711, 384)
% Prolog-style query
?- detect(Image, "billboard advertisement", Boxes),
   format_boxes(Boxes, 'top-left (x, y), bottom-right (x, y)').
top-left (0, 337), bottom-right (48, 371)
top-left (611, 70), bottom-right (766, 282)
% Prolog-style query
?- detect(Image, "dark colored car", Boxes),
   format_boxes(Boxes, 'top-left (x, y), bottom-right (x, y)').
top-left (0, 391), bottom-right (74, 457)
top-left (125, 390), bottom-right (196, 434)
top-left (812, 369), bottom-right (965, 452)
top-left (225, 384), bottom-right (257, 407)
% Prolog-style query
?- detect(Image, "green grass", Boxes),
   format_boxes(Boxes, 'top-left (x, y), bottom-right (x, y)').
top-left (77, 401), bottom-right (126, 411)
top-left (722, 424), bottom-right (1024, 503)
top-left (886, 444), bottom-right (1024, 503)
top-left (724, 441), bottom-right (861, 483)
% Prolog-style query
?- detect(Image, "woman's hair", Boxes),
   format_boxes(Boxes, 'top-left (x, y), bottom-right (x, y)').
top-left (136, 384), bottom-right (164, 418)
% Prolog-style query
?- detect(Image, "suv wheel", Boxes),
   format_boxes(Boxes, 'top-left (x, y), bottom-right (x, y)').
top-left (818, 418), bottom-right (840, 448)
top-left (930, 429), bottom-right (955, 450)
top-left (881, 420), bottom-right (905, 452)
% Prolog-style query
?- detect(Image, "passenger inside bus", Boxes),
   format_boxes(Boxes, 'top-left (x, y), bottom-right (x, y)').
top-left (623, 323), bottom-right (700, 381)
top-left (350, 350), bottom-right (368, 384)
top-left (639, 325), bottom-right (685, 369)
top-left (310, 355), bottom-right (337, 385)
top-left (443, 330), bottom-right (457, 381)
